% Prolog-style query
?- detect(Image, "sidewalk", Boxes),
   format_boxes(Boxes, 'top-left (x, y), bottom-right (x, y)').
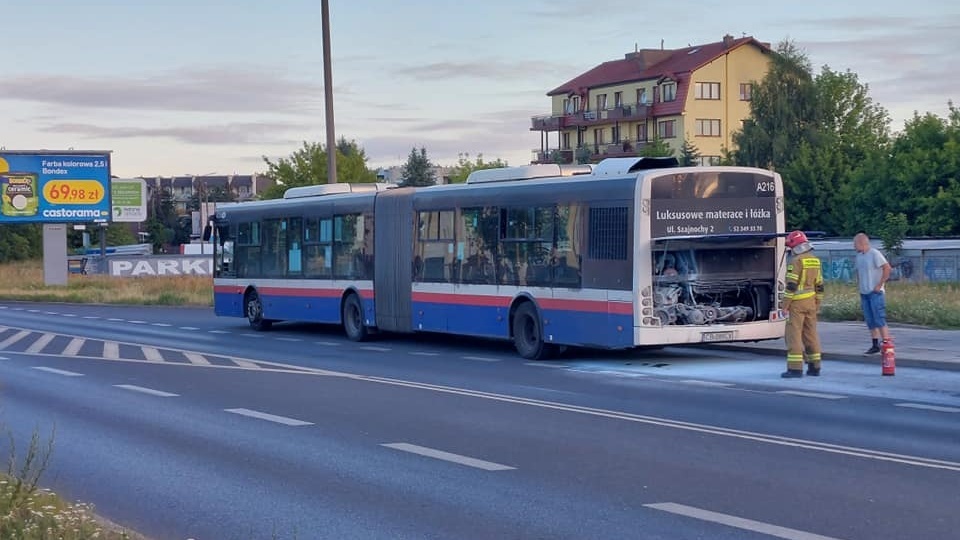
top-left (716, 321), bottom-right (960, 371)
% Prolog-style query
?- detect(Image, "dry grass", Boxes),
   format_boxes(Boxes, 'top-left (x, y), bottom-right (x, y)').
top-left (0, 260), bottom-right (212, 307)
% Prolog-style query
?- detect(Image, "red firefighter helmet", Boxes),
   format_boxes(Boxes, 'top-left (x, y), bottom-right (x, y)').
top-left (785, 230), bottom-right (808, 249)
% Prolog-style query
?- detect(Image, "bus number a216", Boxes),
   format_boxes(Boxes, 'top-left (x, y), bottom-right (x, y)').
top-left (756, 180), bottom-right (776, 193)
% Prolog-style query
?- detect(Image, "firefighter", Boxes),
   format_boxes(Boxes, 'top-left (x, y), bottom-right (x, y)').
top-left (782, 230), bottom-right (824, 378)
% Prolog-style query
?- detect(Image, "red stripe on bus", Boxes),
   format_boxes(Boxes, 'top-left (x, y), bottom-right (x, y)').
top-left (215, 285), bottom-right (374, 300)
top-left (412, 292), bottom-right (634, 315)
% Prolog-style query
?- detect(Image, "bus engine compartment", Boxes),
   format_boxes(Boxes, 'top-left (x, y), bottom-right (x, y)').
top-left (652, 247), bottom-right (777, 326)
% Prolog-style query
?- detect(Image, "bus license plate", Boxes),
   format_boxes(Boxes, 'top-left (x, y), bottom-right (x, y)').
top-left (701, 331), bottom-right (735, 342)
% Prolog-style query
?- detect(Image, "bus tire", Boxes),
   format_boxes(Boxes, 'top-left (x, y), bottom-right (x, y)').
top-left (245, 290), bottom-right (272, 331)
top-left (512, 302), bottom-right (557, 360)
top-left (342, 293), bottom-right (368, 342)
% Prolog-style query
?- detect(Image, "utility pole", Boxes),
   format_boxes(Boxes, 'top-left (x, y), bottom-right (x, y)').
top-left (321, 0), bottom-right (337, 184)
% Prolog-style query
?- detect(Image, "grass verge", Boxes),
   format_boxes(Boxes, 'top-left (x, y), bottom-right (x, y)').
top-left (820, 282), bottom-right (960, 329)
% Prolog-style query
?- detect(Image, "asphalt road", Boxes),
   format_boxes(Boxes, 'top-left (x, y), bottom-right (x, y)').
top-left (1, 301), bottom-right (958, 540)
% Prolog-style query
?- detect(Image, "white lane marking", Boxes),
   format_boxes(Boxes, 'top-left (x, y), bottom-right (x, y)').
top-left (680, 379), bottom-right (735, 387)
top-left (62, 337), bottom-right (85, 356)
top-left (141, 347), bottom-right (165, 362)
top-left (209, 330), bottom-right (230, 334)
top-left (103, 341), bottom-right (120, 360)
top-left (33, 366), bottom-right (83, 377)
top-left (315, 341), bottom-right (341, 346)
top-left (231, 358), bottom-right (261, 369)
top-left (82, 316), bottom-right (100, 320)
top-left (777, 390), bottom-right (847, 400)
top-left (43, 311), bottom-right (57, 315)
top-left (224, 408), bottom-right (312, 426)
top-left (276, 337), bottom-right (303, 342)
top-left (644, 502), bottom-right (842, 540)
top-left (128, 320), bottom-right (147, 324)
top-left (184, 352), bottom-right (211, 365)
top-left (62, 313), bottom-right (77, 318)
top-left (107, 318), bottom-right (124, 322)
top-left (382, 443), bottom-right (515, 471)
top-left (27, 309), bottom-right (40, 313)
top-left (0, 330), bottom-right (32, 349)
top-left (896, 403), bottom-right (960, 413)
top-left (411, 351), bottom-right (439, 356)
top-left (524, 362), bottom-right (568, 368)
top-left (359, 345), bottom-right (391, 351)
top-left (25, 333), bottom-right (56, 354)
top-left (180, 326), bottom-right (200, 330)
top-left (0, 356), bottom-right (8, 360)
top-left (241, 333), bottom-right (265, 338)
top-left (152, 323), bottom-right (172, 327)
top-left (114, 384), bottom-right (179, 398)
top-left (463, 356), bottom-right (501, 362)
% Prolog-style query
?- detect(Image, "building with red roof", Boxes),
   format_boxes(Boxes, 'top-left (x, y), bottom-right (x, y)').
top-left (531, 34), bottom-right (771, 165)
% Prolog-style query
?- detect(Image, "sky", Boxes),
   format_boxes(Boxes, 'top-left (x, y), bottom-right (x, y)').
top-left (1, 0), bottom-right (957, 178)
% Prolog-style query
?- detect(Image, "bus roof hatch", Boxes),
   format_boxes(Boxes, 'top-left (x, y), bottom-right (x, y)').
top-left (466, 164), bottom-right (593, 184)
top-left (592, 156), bottom-right (679, 177)
top-left (283, 182), bottom-right (396, 199)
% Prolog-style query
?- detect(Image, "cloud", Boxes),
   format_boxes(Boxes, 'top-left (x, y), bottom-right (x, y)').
top-left (0, 66), bottom-right (326, 114)
top-left (39, 121), bottom-right (307, 146)
top-left (392, 59), bottom-right (572, 82)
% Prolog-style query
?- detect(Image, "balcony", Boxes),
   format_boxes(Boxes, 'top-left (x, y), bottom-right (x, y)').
top-left (561, 104), bottom-right (652, 128)
top-left (531, 114), bottom-right (565, 131)
top-left (531, 148), bottom-right (574, 164)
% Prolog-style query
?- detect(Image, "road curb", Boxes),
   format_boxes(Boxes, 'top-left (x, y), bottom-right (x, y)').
top-left (706, 344), bottom-right (960, 372)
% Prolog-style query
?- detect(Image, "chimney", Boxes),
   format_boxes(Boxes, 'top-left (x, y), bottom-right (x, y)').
top-left (723, 34), bottom-right (734, 49)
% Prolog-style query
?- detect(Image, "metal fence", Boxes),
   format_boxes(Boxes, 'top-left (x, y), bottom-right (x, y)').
top-left (812, 239), bottom-right (960, 284)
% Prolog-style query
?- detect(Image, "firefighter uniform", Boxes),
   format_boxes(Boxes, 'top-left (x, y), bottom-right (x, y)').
top-left (783, 245), bottom-right (824, 378)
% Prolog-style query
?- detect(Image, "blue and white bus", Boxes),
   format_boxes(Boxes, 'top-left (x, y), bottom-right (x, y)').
top-left (209, 157), bottom-right (786, 359)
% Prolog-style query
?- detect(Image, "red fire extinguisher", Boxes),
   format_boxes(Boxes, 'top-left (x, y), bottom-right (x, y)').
top-left (881, 338), bottom-right (896, 376)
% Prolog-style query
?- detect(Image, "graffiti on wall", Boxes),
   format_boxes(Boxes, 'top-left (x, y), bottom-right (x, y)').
top-left (820, 254), bottom-right (957, 283)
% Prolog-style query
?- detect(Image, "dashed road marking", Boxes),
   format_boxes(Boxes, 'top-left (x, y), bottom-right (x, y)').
top-left (315, 341), bottom-right (341, 346)
top-left (209, 330), bottom-right (230, 334)
top-left (241, 333), bottom-right (265, 338)
top-left (184, 352), bottom-right (211, 366)
top-left (128, 320), bottom-right (148, 324)
top-left (276, 337), bottom-right (303, 342)
top-left (360, 345), bottom-right (391, 351)
top-left (231, 358), bottom-right (262, 369)
top-left (62, 337), bottom-right (85, 356)
top-left (180, 327), bottom-right (200, 331)
top-left (777, 390), bottom-right (847, 400)
top-left (0, 330), bottom-right (32, 349)
top-left (524, 362), bottom-right (568, 368)
top-left (114, 384), bottom-right (179, 397)
top-left (107, 318), bottom-right (124, 322)
top-left (62, 313), bottom-right (77, 317)
top-left (224, 408), bottom-right (313, 426)
top-left (152, 323), bottom-right (172, 327)
top-left (463, 356), bottom-right (501, 362)
top-left (382, 443), bottom-right (515, 471)
top-left (644, 502), bottom-right (842, 540)
top-left (25, 333), bottom-right (56, 354)
top-left (82, 316), bottom-right (100, 320)
top-left (141, 347), bottom-right (165, 362)
top-left (411, 351), bottom-right (439, 356)
top-left (680, 379), bottom-right (735, 387)
top-left (33, 366), bottom-right (83, 377)
top-left (895, 403), bottom-right (960, 413)
top-left (103, 341), bottom-right (120, 360)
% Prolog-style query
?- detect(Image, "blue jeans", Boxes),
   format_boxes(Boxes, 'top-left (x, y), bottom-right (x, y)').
top-left (860, 292), bottom-right (887, 329)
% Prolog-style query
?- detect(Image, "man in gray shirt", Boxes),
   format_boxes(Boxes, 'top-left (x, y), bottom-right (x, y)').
top-left (854, 233), bottom-right (892, 354)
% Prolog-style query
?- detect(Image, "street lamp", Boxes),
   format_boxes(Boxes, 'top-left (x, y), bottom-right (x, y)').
top-left (322, 0), bottom-right (337, 184)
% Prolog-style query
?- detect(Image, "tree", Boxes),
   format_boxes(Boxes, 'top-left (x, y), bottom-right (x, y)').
top-left (678, 137), bottom-right (701, 166)
top-left (260, 138), bottom-right (377, 199)
top-left (733, 40), bottom-right (818, 170)
top-left (447, 153), bottom-right (508, 184)
top-left (0, 224), bottom-right (42, 262)
top-left (639, 136), bottom-right (674, 158)
top-left (399, 147), bottom-right (436, 187)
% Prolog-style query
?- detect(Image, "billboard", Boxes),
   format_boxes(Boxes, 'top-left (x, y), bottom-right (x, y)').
top-left (111, 178), bottom-right (147, 223)
top-left (0, 151), bottom-right (111, 223)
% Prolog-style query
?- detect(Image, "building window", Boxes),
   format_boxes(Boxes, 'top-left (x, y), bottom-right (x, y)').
top-left (596, 93), bottom-right (608, 111)
top-left (697, 156), bottom-right (722, 166)
top-left (562, 98), bottom-right (571, 114)
top-left (636, 87), bottom-right (648, 105)
top-left (562, 132), bottom-right (571, 149)
top-left (739, 83), bottom-right (753, 101)
top-left (695, 82), bottom-right (721, 100)
top-left (662, 82), bottom-right (677, 102)
top-left (572, 96), bottom-right (581, 112)
top-left (611, 125), bottom-right (621, 144)
top-left (695, 119), bottom-right (722, 137)
top-left (636, 123), bottom-right (648, 142)
top-left (614, 91), bottom-right (622, 108)
top-left (658, 120), bottom-right (677, 139)
top-left (593, 128), bottom-right (605, 146)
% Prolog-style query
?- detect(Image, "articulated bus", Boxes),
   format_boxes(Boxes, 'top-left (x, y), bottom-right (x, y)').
top-left (208, 157), bottom-right (786, 359)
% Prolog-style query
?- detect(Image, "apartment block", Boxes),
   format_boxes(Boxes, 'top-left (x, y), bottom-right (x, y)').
top-left (531, 34), bottom-right (771, 165)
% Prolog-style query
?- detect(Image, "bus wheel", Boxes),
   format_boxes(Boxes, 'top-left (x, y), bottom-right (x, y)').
top-left (512, 302), bottom-right (556, 360)
top-left (245, 290), bottom-right (272, 331)
top-left (342, 293), bottom-right (368, 342)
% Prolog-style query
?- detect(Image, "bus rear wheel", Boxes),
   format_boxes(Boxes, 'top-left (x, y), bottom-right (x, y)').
top-left (245, 290), bottom-right (272, 331)
top-left (512, 302), bottom-right (557, 360)
top-left (342, 293), bottom-right (368, 342)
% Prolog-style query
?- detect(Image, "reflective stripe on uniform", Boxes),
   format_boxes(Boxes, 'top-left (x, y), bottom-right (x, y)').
top-left (785, 255), bottom-right (822, 300)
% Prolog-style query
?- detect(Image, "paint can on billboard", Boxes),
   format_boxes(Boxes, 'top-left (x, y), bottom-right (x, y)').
top-left (1, 172), bottom-right (39, 217)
